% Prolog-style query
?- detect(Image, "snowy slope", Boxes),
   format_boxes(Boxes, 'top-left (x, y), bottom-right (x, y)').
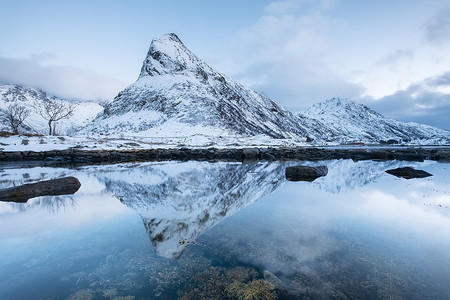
top-left (0, 84), bottom-right (104, 135)
top-left (85, 33), bottom-right (308, 141)
top-left (302, 98), bottom-right (450, 145)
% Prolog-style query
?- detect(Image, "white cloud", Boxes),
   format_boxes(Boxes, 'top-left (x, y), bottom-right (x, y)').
top-left (222, 0), bottom-right (362, 111)
top-left (376, 49), bottom-right (414, 68)
top-left (0, 55), bottom-right (128, 101)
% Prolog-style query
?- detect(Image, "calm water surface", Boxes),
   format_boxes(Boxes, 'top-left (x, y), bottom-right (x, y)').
top-left (0, 160), bottom-right (449, 299)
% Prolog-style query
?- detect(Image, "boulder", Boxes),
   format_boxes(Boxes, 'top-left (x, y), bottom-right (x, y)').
top-left (385, 167), bottom-right (432, 179)
top-left (285, 165), bottom-right (328, 182)
top-left (0, 176), bottom-right (81, 203)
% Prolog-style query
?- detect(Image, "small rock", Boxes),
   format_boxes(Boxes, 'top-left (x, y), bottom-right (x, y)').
top-left (285, 165), bottom-right (328, 182)
top-left (385, 167), bottom-right (432, 179)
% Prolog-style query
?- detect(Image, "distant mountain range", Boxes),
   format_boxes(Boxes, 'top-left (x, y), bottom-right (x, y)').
top-left (302, 97), bottom-right (450, 145)
top-left (1, 33), bottom-right (449, 145)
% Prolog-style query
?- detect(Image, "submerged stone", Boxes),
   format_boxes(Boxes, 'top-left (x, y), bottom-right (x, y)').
top-left (385, 167), bottom-right (432, 179)
top-left (285, 166), bottom-right (328, 182)
top-left (0, 176), bottom-right (81, 203)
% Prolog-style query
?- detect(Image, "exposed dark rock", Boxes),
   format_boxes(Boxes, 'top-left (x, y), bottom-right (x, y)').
top-left (0, 176), bottom-right (81, 203)
top-left (285, 165), bottom-right (328, 182)
top-left (385, 167), bottom-right (432, 179)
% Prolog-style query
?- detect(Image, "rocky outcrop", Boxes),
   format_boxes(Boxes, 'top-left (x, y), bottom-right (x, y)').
top-left (0, 176), bottom-right (81, 203)
top-left (285, 165), bottom-right (328, 182)
top-left (385, 167), bottom-right (432, 179)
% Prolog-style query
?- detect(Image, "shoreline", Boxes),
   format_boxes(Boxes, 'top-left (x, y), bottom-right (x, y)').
top-left (1, 146), bottom-right (449, 165)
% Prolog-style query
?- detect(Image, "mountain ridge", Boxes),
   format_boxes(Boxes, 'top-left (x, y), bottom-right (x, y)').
top-left (302, 97), bottom-right (450, 145)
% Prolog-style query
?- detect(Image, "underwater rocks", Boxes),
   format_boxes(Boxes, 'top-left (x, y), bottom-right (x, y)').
top-left (385, 167), bottom-right (433, 179)
top-left (285, 165), bottom-right (328, 182)
top-left (0, 176), bottom-right (81, 202)
top-left (0, 146), bottom-right (449, 164)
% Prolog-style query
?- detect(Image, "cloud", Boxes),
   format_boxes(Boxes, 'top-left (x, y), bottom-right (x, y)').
top-left (223, 0), bottom-right (363, 111)
top-left (0, 55), bottom-right (128, 101)
top-left (376, 49), bottom-right (414, 67)
top-left (30, 52), bottom-right (58, 63)
top-left (422, 6), bottom-right (450, 44)
top-left (367, 71), bottom-right (450, 130)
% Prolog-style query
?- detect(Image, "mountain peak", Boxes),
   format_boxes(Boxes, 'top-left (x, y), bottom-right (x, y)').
top-left (139, 33), bottom-right (204, 78)
top-left (324, 97), bottom-right (357, 107)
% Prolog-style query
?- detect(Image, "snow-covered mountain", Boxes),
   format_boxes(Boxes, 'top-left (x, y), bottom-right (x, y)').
top-left (0, 84), bottom-right (104, 135)
top-left (85, 33), bottom-right (309, 141)
top-left (302, 98), bottom-right (450, 145)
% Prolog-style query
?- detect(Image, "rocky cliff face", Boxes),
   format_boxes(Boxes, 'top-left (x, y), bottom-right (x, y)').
top-left (302, 98), bottom-right (450, 145)
top-left (86, 33), bottom-right (308, 140)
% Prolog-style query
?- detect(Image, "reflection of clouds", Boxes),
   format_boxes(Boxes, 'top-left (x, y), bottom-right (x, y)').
top-left (0, 172), bottom-right (131, 239)
top-left (201, 162), bottom-right (450, 285)
top-left (360, 190), bottom-right (450, 239)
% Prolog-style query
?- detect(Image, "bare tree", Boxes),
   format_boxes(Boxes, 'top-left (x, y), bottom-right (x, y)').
top-left (2, 103), bottom-right (30, 134)
top-left (38, 99), bottom-right (75, 135)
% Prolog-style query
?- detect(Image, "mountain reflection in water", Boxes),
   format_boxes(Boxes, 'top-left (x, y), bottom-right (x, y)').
top-left (0, 159), bottom-right (449, 299)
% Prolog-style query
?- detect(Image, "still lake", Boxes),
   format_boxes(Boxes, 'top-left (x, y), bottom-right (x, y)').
top-left (0, 160), bottom-right (449, 299)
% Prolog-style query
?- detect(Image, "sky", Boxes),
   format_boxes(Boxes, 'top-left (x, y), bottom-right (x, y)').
top-left (1, 0), bottom-right (450, 130)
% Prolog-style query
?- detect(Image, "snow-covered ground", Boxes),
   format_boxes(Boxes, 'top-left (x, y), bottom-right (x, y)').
top-left (0, 133), bottom-right (309, 152)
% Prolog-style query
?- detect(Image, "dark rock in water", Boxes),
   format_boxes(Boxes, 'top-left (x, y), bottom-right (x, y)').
top-left (385, 167), bottom-right (432, 179)
top-left (285, 166), bottom-right (328, 182)
top-left (0, 176), bottom-right (81, 203)
top-left (242, 148), bottom-right (260, 160)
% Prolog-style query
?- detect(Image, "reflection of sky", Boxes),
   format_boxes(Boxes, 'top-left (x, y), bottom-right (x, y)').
top-left (200, 161), bottom-right (450, 290)
top-left (0, 172), bottom-right (134, 239)
top-left (0, 161), bottom-right (449, 298)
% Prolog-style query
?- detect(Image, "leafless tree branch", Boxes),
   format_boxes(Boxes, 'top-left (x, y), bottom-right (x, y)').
top-left (38, 99), bottom-right (75, 135)
top-left (2, 103), bottom-right (30, 134)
